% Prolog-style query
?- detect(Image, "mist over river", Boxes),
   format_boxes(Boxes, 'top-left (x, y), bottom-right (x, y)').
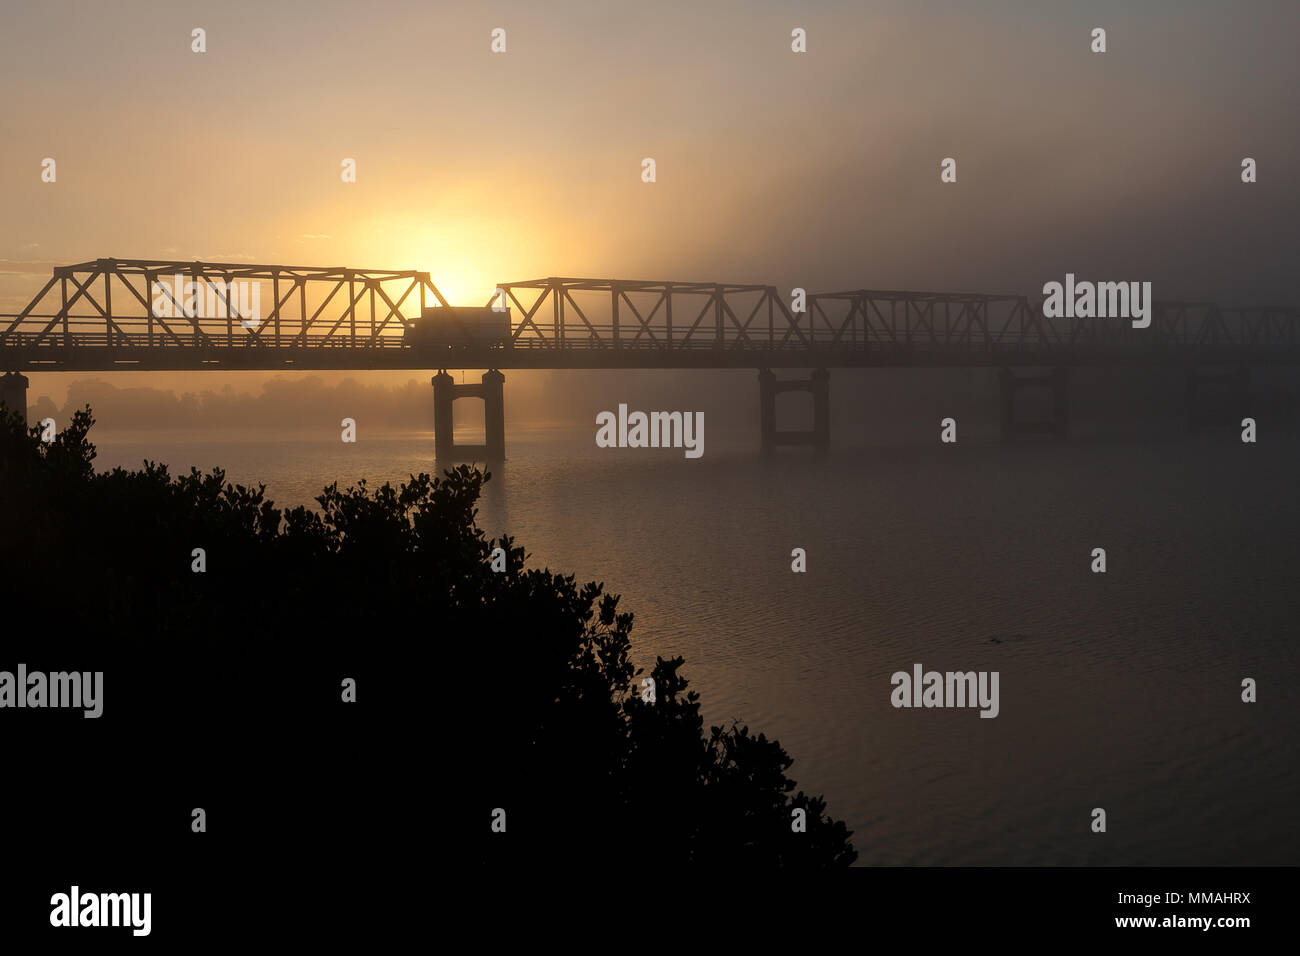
top-left (88, 421), bottom-right (1300, 865)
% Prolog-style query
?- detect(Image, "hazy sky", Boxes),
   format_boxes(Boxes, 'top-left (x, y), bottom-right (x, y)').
top-left (2, 0), bottom-right (1297, 403)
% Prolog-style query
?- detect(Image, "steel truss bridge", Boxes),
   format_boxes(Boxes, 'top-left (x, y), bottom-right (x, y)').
top-left (0, 258), bottom-right (1296, 371)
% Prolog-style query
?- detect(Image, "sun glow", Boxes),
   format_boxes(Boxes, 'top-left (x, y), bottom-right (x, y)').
top-left (367, 218), bottom-right (511, 312)
top-left (420, 263), bottom-right (499, 312)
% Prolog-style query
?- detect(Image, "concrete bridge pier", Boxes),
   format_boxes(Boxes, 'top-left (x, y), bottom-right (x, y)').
top-left (1185, 366), bottom-right (1250, 434)
top-left (759, 368), bottom-right (830, 454)
top-left (0, 372), bottom-right (28, 425)
top-left (999, 367), bottom-right (1069, 440)
top-left (432, 369), bottom-right (505, 461)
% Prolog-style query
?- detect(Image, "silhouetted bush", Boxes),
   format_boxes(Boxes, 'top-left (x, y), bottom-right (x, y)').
top-left (0, 407), bottom-right (856, 867)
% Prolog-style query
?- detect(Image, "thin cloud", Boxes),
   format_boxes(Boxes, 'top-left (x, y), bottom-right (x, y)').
top-left (0, 258), bottom-right (60, 276)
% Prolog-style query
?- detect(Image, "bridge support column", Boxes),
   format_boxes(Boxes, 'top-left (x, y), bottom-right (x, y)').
top-left (812, 368), bottom-right (830, 450)
top-left (433, 371), bottom-right (455, 460)
top-left (758, 368), bottom-right (830, 454)
top-left (999, 367), bottom-right (1069, 440)
top-left (432, 369), bottom-right (506, 462)
top-left (1185, 366), bottom-right (1250, 434)
top-left (482, 369), bottom-right (506, 460)
top-left (0, 372), bottom-right (28, 425)
top-left (759, 369), bottom-right (777, 453)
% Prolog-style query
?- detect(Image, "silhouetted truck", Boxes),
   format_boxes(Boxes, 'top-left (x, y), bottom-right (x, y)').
top-left (404, 307), bottom-right (512, 350)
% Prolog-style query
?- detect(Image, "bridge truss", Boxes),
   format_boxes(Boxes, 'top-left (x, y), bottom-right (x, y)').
top-left (0, 259), bottom-right (1296, 370)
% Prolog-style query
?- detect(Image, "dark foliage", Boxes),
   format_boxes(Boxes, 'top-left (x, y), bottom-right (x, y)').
top-left (0, 407), bottom-right (856, 867)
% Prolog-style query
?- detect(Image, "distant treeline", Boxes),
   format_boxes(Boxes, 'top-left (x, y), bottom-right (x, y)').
top-left (29, 377), bottom-right (441, 432)
top-left (26, 367), bottom-right (1299, 436)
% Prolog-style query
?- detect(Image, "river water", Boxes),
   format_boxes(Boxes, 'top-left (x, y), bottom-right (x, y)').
top-left (89, 422), bottom-right (1300, 865)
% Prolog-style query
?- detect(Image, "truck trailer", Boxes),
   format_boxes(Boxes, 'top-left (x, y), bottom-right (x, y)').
top-left (404, 307), bottom-right (512, 350)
